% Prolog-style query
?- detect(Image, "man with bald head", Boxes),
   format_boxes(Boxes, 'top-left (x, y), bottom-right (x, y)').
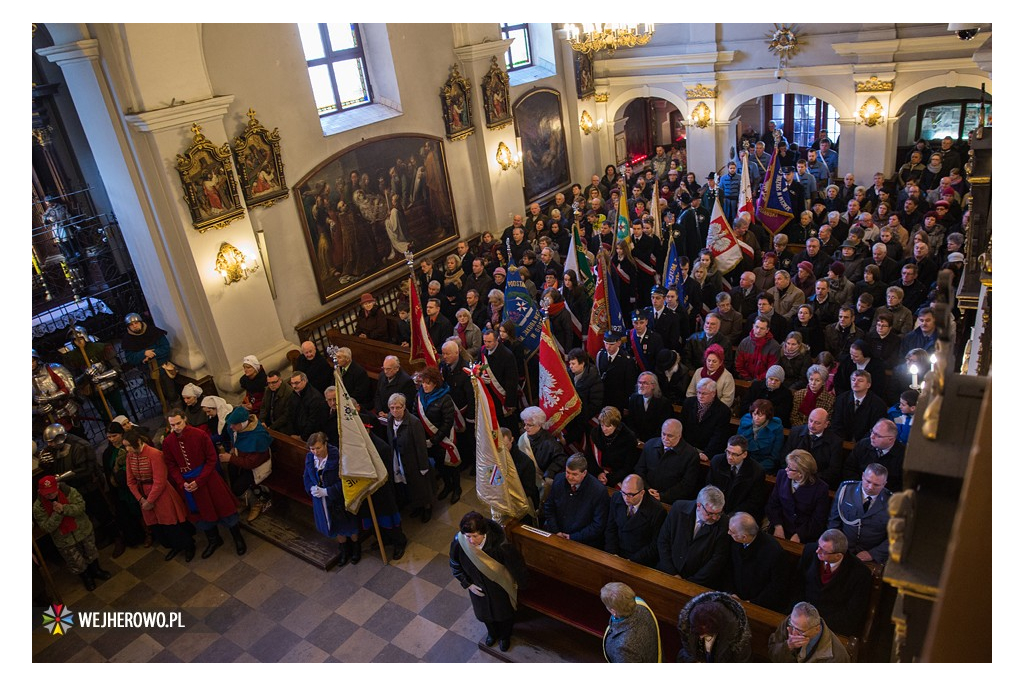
top-left (729, 271), bottom-right (759, 320)
top-left (604, 474), bottom-right (667, 567)
top-left (634, 419), bottom-right (702, 504)
top-left (724, 512), bottom-right (787, 611)
top-left (440, 340), bottom-right (475, 471)
top-left (782, 408), bottom-right (845, 488)
top-left (293, 340), bottom-right (334, 394)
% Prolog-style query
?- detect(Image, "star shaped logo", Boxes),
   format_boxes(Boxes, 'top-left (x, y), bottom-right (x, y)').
top-left (41, 604), bottom-right (74, 636)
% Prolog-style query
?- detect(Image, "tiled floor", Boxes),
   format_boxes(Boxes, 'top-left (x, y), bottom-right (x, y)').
top-left (32, 471), bottom-right (507, 663)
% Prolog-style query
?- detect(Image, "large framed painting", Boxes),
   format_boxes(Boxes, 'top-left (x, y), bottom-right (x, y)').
top-left (513, 88), bottom-right (571, 205)
top-left (293, 135), bottom-right (459, 304)
top-left (175, 123), bottom-right (246, 232)
top-left (573, 52), bottom-right (595, 100)
top-left (232, 108), bottom-right (289, 209)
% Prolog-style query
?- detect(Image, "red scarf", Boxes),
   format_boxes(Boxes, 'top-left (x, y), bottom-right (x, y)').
top-left (41, 490), bottom-right (78, 535)
top-left (798, 386), bottom-right (822, 417)
top-left (546, 300), bottom-right (566, 316)
top-left (455, 321), bottom-right (468, 348)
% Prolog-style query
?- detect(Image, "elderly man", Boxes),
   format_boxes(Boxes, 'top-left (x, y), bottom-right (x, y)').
top-left (601, 582), bottom-right (661, 663)
top-left (724, 512), bottom-right (787, 611)
top-left (792, 530), bottom-right (873, 637)
top-left (334, 347), bottom-right (373, 411)
top-left (869, 243), bottom-right (900, 284)
top-left (683, 312), bottom-right (733, 372)
top-left (842, 418), bottom-right (905, 491)
top-left (289, 371), bottom-right (332, 442)
top-left (259, 369), bottom-right (296, 434)
top-left (710, 292), bottom-right (745, 347)
top-left (294, 341), bottom-right (334, 393)
top-left (706, 436), bottom-right (767, 521)
top-left (440, 340), bottom-right (475, 471)
top-left (830, 463), bottom-right (892, 564)
top-left (768, 602), bottom-right (850, 663)
top-left (681, 378), bottom-right (733, 462)
top-left (832, 370), bottom-right (889, 443)
top-left (163, 408), bottom-right (246, 558)
top-left (735, 316), bottom-right (781, 381)
top-left (656, 485), bottom-right (730, 586)
top-left (542, 454), bottom-right (608, 548)
top-left (729, 271), bottom-right (759, 320)
top-left (791, 237), bottom-right (830, 279)
top-left (783, 408), bottom-right (846, 489)
top-left (605, 474), bottom-right (666, 567)
top-left (635, 418), bottom-right (702, 505)
top-left (373, 355), bottom-right (417, 418)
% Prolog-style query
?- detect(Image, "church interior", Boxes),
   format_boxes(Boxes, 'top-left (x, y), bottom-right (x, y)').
top-left (30, 20), bottom-right (993, 665)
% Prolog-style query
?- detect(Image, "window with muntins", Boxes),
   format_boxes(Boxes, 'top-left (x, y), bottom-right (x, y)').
top-left (501, 22), bottom-right (532, 71)
top-left (298, 23), bottom-right (373, 116)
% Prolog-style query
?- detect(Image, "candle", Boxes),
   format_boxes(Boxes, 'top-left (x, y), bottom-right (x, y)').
top-left (909, 363), bottom-right (919, 390)
top-left (929, 354), bottom-right (937, 372)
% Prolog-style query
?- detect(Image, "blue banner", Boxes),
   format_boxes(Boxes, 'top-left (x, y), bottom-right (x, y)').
top-left (604, 261), bottom-right (625, 333)
top-left (663, 239), bottom-right (685, 292)
top-left (503, 256), bottom-right (544, 357)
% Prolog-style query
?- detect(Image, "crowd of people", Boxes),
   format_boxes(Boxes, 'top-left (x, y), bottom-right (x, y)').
top-left (32, 130), bottom-right (971, 661)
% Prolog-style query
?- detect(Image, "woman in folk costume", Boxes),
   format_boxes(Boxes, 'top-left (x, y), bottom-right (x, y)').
top-left (222, 406), bottom-right (273, 523)
top-left (449, 511), bottom-right (527, 652)
top-left (124, 429), bottom-right (195, 562)
top-left (238, 355), bottom-right (267, 415)
top-left (302, 431), bottom-right (362, 568)
top-left (414, 367), bottom-right (462, 506)
top-left (200, 395), bottom-right (233, 454)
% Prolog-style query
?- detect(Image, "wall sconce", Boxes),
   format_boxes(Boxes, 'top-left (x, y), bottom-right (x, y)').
top-left (579, 110), bottom-right (603, 135)
top-left (214, 242), bottom-right (260, 285)
top-left (690, 101), bottom-right (712, 129)
top-left (496, 141), bottom-right (521, 171)
top-left (859, 96), bottom-right (884, 127)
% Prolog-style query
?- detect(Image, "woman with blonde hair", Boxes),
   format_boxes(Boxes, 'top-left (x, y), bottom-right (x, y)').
top-left (765, 449), bottom-right (830, 543)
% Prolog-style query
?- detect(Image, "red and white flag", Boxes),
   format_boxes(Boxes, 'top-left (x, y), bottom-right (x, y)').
top-left (706, 196), bottom-right (743, 275)
top-left (736, 153), bottom-right (756, 261)
top-left (408, 275), bottom-right (438, 367)
top-left (586, 254), bottom-right (611, 359)
top-left (538, 318), bottom-right (582, 435)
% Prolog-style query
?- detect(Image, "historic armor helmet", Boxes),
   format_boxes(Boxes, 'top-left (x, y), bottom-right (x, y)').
top-left (69, 325), bottom-right (89, 340)
top-left (124, 312), bottom-right (144, 326)
top-left (43, 423), bottom-right (68, 445)
top-left (32, 349), bottom-right (42, 361)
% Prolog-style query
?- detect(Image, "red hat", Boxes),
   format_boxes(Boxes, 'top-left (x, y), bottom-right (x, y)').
top-left (38, 475), bottom-right (59, 495)
top-left (359, 292), bottom-right (374, 304)
top-left (798, 261), bottom-right (814, 274)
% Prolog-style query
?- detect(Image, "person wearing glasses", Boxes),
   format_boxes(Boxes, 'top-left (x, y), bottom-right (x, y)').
top-left (287, 371), bottom-right (331, 442)
top-left (655, 485), bottom-right (730, 586)
top-left (765, 449), bottom-right (830, 544)
top-left (791, 529), bottom-right (872, 638)
top-left (604, 474), bottom-right (666, 567)
top-left (841, 418), bottom-right (906, 492)
top-left (705, 436), bottom-right (767, 521)
top-left (768, 602), bottom-right (850, 662)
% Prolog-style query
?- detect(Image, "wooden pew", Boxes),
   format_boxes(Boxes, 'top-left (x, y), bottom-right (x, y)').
top-left (288, 331), bottom-right (423, 383)
top-left (263, 428), bottom-right (313, 506)
top-left (506, 520), bottom-right (859, 661)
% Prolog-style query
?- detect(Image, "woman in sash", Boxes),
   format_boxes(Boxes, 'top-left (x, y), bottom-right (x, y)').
top-left (386, 393), bottom-right (435, 524)
top-left (449, 511), bottom-right (527, 652)
top-left (124, 429), bottom-right (195, 562)
top-left (303, 431), bottom-right (362, 568)
top-left (601, 581), bottom-right (660, 662)
top-left (414, 367), bottom-right (462, 506)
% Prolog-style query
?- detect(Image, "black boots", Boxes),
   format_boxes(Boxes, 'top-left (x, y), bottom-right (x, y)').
top-left (338, 540), bottom-right (352, 569)
top-left (80, 572), bottom-right (96, 591)
top-left (437, 481), bottom-right (452, 501)
top-left (184, 543), bottom-right (196, 562)
top-left (87, 560), bottom-right (111, 581)
top-left (201, 529), bottom-right (223, 559)
top-left (229, 525), bottom-right (246, 556)
top-left (165, 547), bottom-right (181, 562)
top-left (390, 528), bottom-right (408, 561)
top-left (351, 538), bottom-right (362, 565)
top-left (438, 471), bottom-right (462, 504)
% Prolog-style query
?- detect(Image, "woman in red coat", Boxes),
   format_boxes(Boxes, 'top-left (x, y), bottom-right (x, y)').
top-left (124, 430), bottom-right (195, 561)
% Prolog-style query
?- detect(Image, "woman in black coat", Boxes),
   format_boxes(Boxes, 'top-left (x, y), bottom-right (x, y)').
top-left (385, 392), bottom-right (435, 523)
top-left (449, 511), bottom-right (528, 652)
top-left (589, 407), bottom-right (641, 488)
top-left (414, 367), bottom-right (462, 506)
top-left (564, 348), bottom-right (604, 446)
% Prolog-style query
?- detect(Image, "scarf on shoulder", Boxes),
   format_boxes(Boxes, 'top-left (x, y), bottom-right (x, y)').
top-left (798, 386), bottom-right (822, 417)
top-left (457, 532), bottom-right (518, 609)
top-left (418, 383), bottom-right (451, 410)
top-left (41, 489), bottom-right (78, 535)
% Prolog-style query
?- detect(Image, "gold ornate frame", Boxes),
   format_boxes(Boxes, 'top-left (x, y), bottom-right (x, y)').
top-left (574, 51), bottom-right (596, 101)
top-left (481, 56), bottom-right (513, 130)
top-left (175, 123), bottom-right (245, 232)
top-left (440, 64), bottom-right (474, 141)
top-left (233, 108), bottom-right (289, 209)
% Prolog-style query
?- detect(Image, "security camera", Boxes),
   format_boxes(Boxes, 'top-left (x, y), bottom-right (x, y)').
top-left (948, 23), bottom-right (980, 40)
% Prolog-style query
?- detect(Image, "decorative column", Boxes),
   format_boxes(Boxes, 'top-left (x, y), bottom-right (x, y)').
top-left (683, 83), bottom-right (719, 181)
top-left (453, 39), bottom-right (518, 231)
top-left (850, 75), bottom-right (896, 182)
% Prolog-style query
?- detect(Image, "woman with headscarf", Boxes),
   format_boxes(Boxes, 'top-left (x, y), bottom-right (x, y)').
top-left (179, 382), bottom-right (206, 427)
top-left (124, 429), bottom-right (195, 562)
top-left (200, 395), bottom-right (233, 454)
top-left (221, 406), bottom-right (273, 522)
top-left (449, 511), bottom-right (527, 652)
top-left (414, 366), bottom-right (462, 505)
top-left (239, 355), bottom-right (267, 415)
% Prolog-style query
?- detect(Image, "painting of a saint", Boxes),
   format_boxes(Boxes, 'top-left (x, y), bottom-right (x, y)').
top-left (513, 89), bottom-right (571, 204)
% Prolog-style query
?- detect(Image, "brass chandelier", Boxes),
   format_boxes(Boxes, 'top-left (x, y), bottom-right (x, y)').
top-left (564, 23), bottom-right (655, 54)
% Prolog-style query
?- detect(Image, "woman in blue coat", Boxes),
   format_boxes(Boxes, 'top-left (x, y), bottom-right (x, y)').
top-left (765, 449), bottom-right (830, 544)
top-left (303, 431), bottom-right (361, 567)
top-left (737, 399), bottom-right (785, 472)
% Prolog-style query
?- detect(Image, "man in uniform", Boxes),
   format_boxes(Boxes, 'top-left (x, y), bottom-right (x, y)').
top-left (33, 475), bottom-right (113, 591)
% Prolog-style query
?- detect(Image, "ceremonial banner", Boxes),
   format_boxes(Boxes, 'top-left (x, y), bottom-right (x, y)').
top-left (587, 255), bottom-right (611, 359)
top-left (663, 239), bottom-right (685, 292)
top-left (408, 275), bottom-right (438, 367)
top-left (706, 196), bottom-right (743, 275)
top-left (738, 150), bottom-right (756, 220)
top-left (503, 255), bottom-right (544, 357)
top-left (754, 143), bottom-right (794, 235)
top-left (538, 318), bottom-right (582, 435)
top-left (334, 370), bottom-right (389, 514)
top-left (564, 221), bottom-right (596, 299)
top-left (469, 366), bottom-right (534, 522)
top-left (616, 180), bottom-right (630, 242)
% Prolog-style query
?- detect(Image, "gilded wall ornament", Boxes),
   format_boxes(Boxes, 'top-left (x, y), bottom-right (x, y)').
top-left (856, 76), bottom-right (895, 92)
top-left (232, 109), bottom-right (289, 209)
top-left (766, 24), bottom-right (800, 67)
top-left (176, 123), bottom-right (245, 232)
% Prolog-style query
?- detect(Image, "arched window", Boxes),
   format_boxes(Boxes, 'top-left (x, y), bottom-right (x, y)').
top-left (298, 23), bottom-right (373, 116)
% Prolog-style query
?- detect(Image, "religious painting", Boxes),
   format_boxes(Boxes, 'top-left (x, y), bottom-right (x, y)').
top-left (513, 88), bottom-right (571, 205)
top-left (293, 135), bottom-right (459, 304)
top-left (175, 123), bottom-right (245, 232)
top-left (440, 64), bottom-right (474, 141)
top-left (232, 108), bottom-right (289, 209)
top-left (574, 51), bottom-right (595, 101)
top-left (482, 55), bottom-right (512, 130)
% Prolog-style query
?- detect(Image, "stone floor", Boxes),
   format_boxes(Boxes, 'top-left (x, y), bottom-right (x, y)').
top-left (31, 471), bottom-right (539, 663)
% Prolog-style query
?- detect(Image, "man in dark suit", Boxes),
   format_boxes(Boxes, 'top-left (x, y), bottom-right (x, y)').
top-left (625, 372), bottom-right (673, 443)
top-left (289, 371), bottom-right (331, 442)
top-left (596, 331), bottom-right (639, 410)
top-left (840, 419), bottom-right (905, 492)
top-left (680, 378), bottom-right (733, 460)
top-left (634, 419), bottom-right (702, 505)
top-left (334, 347), bottom-right (373, 412)
top-left (373, 355), bottom-right (417, 418)
top-left (792, 529), bottom-right (873, 637)
top-left (729, 271), bottom-right (759, 321)
top-left (644, 286), bottom-right (681, 354)
top-left (424, 298), bottom-right (453, 353)
top-left (440, 341), bottom-right (475, 472)
top-left (656, 485), bottom-right (730, 587)
top-left (783, 408), bottom-right (846, 489)
top-left (829, 463), bottom-right (892, 564)
top-left (831, 370), bottom-right (888, 443)
top-left (724, 512), bottom-right (787, 611)
top-left (706, 435), bottom-right (767, 521)
top-left (294, 341), bottom-right (335, 394)
top-left (480, 329), bottom-right (520, 430)
top-left (683, 313), bottom-right (734, 372)
top-left (604, 474), bottom-right (666, 567)
top-left (542, 454), bottom-right (609, 549)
